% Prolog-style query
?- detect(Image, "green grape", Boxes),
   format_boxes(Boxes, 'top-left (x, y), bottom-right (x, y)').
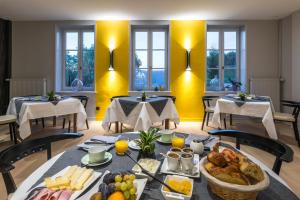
top-left (121, 182), bottom-right (128, 191)
top-left (129, 174), bottom-right (136, 181)
top-left (115, 175), bottom-right (122, 183)
top-left (115, 182), bottom-right (121, 191)
top-left (130, 194), bottom-right (137, 200)
top-left (123, 174), bottom-right (130, 181)
top-left (126, 180), bottom-right (133, 189)
top-left (129, 187), bottom-right (137, 195)
top-left (123, 191), bottom-right (130, 199)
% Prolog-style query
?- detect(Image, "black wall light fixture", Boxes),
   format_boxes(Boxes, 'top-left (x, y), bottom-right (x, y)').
top-left (186, 49), bottom-right (191, 71)
top-left (109, 48), bottom-right (114, 71)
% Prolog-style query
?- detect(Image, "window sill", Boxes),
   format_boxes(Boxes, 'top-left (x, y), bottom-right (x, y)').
top-left (129, 91), bottom-right (171, 96)
top-left (205, 91), bottom-right (240, 96)
top-left (56, 91), bottom-right (96, 94)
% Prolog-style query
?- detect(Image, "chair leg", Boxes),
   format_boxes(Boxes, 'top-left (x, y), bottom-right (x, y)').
top-left (53, 116), bottom-right (56, 127)
top-left (63, 118), bottom-right (66, 129)
top-left (12, 123), bottom-right (17, 144)
top-left (68, 120), bottom-right (71, 133)
top-left (35, 119), bottom-right (38, 125)
top-left (223, 116), bottom-right (227, 129)
top-left (86, 119), bottom-right (89, 129)
top-left (292, 122), bottom-right (300, 147)
top-left (42, 118), bottom-right (45, 128)
top-left (201, 112), bottom-right (207, 130)
top-left (9, 123), bottom-right (13, 141)
top-left (206, 113), bottom-right (210, 126)
top-left (108, 123), bottom-right (112, 131)
top-left (174, 122), bottom-right (177, 129)
top-left (230, 114), bottom-right (233, 126)
top-left (120, 123), bottom-right (123, 133)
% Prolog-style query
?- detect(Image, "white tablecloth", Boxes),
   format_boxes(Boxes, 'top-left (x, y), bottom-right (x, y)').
top-left (212, 98), bottom-right (278, 139)
top-left (102, 98), bottom-right (180, 131)
top-left (6, 97), bottom-right (87, 139)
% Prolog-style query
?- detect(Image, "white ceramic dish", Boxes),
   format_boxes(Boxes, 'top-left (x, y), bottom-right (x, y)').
top-left (129, 139), bottom-right (141, 150)
top-left (132, 159), bottom-right (161, 181)
top-left (161, 175), bottom-right (194, 200)
top-left (26, 166), bottom-right (102, 200)
top-left (81, 152), bottom-right (113, 167)
top-left (160, 153), bottom-right (200, 178)
top-left (157, 137), bottom-right (172, 144)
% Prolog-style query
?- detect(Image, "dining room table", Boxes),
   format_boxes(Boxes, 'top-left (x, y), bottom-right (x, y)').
top-left (10, 132), bottom-right (299, 200)
top-left (211, 95), bottom-right (278, 139)
top-left (102, 96), bottom-right (179, 133)
top-left (6, 96), bottom-right (87, 140)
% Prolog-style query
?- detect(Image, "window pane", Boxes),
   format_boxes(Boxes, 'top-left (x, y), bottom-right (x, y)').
top-left (152, 69), bottom-right (166, 89)
top-left (152, 50), bottom-right (165, 69)
top-left (152, 32), bottom-right (165, 49)
top-left (134, 69), bottom-right (148, 91)
top-left (206, 69), bottom-right (220, 91)
top-left (66, 32), bottom-right (78, 50)
top-left (206, 50), bottom-right (219, 68)
top-left (224, 31), bottom-right (236, 49)
top-left (83, 32), bottom-right (94, 50)
top-left (207, 32), bottom-right (219, 49)
top-left (65, 50), bottom-right (78, 87)
top-left (135, 32), bottom-right (148, 49)
top-left (224, 50), bottom-right (236, 68)
top-left (224, 68), bottom-right (237, 90)
top-left (82, 50), bottom-right (94, 88)
top-left (135, 51), bottom-right (148, 68)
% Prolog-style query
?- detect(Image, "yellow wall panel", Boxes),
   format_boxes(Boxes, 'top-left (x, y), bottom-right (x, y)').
top-left (170, 21), bottom-right (206, 121)
top-left (95, 21), bottom-right (129, 120)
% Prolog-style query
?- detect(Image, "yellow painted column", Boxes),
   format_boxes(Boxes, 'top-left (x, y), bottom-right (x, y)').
top-left (170, 21), bottom-right (206, 121)
top-left (95, 21), bottom-right (129, 120)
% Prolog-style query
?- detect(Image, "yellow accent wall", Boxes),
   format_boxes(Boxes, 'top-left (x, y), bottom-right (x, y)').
top-left (95, 21), bottom-right (129, 120)
top-left (170, 21), bottom-right (206, 121)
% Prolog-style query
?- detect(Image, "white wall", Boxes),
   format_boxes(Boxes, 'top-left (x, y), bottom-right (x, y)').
top-left (292, 11), bottom-right (300, 101)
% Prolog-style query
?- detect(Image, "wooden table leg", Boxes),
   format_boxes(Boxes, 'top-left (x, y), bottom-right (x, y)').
top-left (165, 119), bottom-right (170, 130)
top-left (73, 113), bottom-right (77, 132)
top-left (115, 122), bottom-right (119, 133)
top-left (53, 116), bottom-right (56, 127)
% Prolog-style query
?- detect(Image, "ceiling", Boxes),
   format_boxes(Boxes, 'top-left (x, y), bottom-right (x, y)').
top-left (1, 0), bottom-right (300, 21)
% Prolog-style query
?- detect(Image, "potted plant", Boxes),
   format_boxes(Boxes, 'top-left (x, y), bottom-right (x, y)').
top-left (238, 92), bottom-right (247, 101)
top-left (47, 91), bottom-right (55, 101)
top-left (136, 128), bottom-right (161, 159)
top-left (141, 91), bottom-right (146, 101)
top-left (229, 78), bottom-right (242, 91)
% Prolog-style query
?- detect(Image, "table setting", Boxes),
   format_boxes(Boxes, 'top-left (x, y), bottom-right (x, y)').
top-left (11, 129), bottom-right (299, 200)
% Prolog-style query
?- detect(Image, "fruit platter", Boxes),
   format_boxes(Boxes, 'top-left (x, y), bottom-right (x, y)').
top-left (199, 143), bottom-right (270, 200)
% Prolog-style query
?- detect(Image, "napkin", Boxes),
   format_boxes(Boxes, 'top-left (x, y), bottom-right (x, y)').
top-left (77, 135), bottom-right (120, 150)
top-left (91, 135), bottom-right (121, 143)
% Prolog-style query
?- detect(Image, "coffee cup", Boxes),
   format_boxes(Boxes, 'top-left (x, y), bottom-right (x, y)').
top-left (88, 147), bottom-right (106, 163)
top-left (170, 147), bottom-right (182, 154)
top-left (182, 147), bottom-right (194, 154)
top-left (167, 152), bottom-right (180, 171)
top-left (181, 153), bottom-right (194, 172)
top-left (160, 130), bottom-right (173, 143)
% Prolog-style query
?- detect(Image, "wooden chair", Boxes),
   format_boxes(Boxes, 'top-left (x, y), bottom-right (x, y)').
top-left (63, 95), bottom-right (89, 132)
top-left (109, 95), bottom-right (130, 132)
top-left (0, 132), bottom-right (83, 195)
top-left (208, 129), bottom-right (293, 175)
top-left (273, 100), bottom-right (300, 147)
top-left (201, 96), bottom-right (219, 130)
top-left (158, 95), bottom-right (177, 129)
top-left (0, 115), bottom-right (17, 144)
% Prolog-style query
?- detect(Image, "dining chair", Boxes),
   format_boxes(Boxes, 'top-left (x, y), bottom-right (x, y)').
top-left (158, 95), bottom-right (177, 129)
top-left (201, 95), bottom-right (219, 130)
top-left (0, 115), bottom-right (17, 144)
top-left (273, 100), bottom-right (300, 147)
top-left (0, 132), bottom-right (83, 195)
top-left (63, 95), bottom-right (89, 132)
top-left (109, 95), bottom-right (130, 132)
top-left (208, 129), bottom-right (294, 175)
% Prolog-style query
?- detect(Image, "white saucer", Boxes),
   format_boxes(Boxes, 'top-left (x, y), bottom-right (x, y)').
top-left (129, 139), bottom-right (141, 150)
top-left (157, 138), bottom-right (172, 144)
top-left (81, 152), bottom-right (113, 167)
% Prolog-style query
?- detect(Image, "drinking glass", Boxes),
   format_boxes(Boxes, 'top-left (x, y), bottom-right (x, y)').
top-left (171, 135), bottom-right (185, 149)
top-left (115, 139), bottom-right (129, 155)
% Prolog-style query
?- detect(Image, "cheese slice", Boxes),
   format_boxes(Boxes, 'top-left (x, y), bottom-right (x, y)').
top-left (73, 169), bottom-right (93, 190)
top-left (63, 165), bottom-right (78, 179)
top-left (70, 167), bottom-right (85, 189)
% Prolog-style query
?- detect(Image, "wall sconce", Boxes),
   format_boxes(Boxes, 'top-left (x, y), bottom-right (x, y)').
top-left (108, 48), bottom-right (114, 71)
top-left (186, 49), bottom-right (191, 71)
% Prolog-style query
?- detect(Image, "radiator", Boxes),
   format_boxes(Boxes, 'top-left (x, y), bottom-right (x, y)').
top-left (249, 78), bottom-right (280, 111)
top-left (8, 78), bottom-right (47, 98)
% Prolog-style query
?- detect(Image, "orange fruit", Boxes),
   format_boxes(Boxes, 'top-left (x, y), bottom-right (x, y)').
top-left (107, 191), bottom-right (125, 200)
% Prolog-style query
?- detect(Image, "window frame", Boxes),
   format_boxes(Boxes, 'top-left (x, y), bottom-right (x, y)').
top-left (61, 26), bottom-right (95, 91)
top-left (131, 25), bottom-right (169, 91)
top-left (206, 26), bottom-right (241, 92)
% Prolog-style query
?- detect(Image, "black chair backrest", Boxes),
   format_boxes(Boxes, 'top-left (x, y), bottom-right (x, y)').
top-left (0, 133), bottom-right (83, 195)
top-left (208, 130), bottom-right (293, 175)
top-left (202, 95), bottom-right (219, 110)
top-left (157, 95), bottom-right (176, 103)
top-left (281, 100), bottom-right (300, 121)
top-left (71, 95), bottom-right (89, 108)
top-left (110, 95), bottom-right (130, 102)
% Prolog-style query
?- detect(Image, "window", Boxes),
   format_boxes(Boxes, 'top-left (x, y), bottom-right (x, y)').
top-left (206, 26), bottom-right (242, 91)
top-left (131, 26), bottom-right (169, 91)
top-left (62, 27), bottom-right (94, 90)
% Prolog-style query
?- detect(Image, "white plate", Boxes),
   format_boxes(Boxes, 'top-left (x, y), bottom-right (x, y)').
top-left (81, 152), bottom-right (113, 167)
top-left (25, 166), bottom-right (102, 200)
top-left (132, 159), bottom-right (161, 181)
top-left (156, 137), bottom-right (172, 144)
top-left (160, 154), bottom-right (200, 178)
top-left (129, 139), bottom-right (141, 150)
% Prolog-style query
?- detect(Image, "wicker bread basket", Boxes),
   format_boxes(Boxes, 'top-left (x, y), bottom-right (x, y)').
top-left (199, 157), bottom-right (270, 200)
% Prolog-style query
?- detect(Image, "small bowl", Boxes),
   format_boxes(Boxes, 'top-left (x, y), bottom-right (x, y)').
top-left (161, 175), bottom-right (194, 200)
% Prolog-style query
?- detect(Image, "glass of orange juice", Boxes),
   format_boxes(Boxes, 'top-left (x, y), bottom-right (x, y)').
top-left (115, 139), bottom-right (129, 155)
top-left (172, 135), bottom-right (185, 149)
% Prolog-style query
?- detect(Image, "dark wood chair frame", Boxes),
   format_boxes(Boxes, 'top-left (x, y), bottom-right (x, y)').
top-left (208, 129), bottom-right (294, 175)
top-left (275, 100), bottom-right (300, 147)
top-left (0, 133), bottom-right (83, 195)
top-left (63, 95), bottom-right (89, 132)
top-left (1, 121), bottom-right (17, 144)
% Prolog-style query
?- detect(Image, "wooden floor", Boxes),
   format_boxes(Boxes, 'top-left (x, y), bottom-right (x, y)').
top-left (0, 117), bottom-right (300, 199)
